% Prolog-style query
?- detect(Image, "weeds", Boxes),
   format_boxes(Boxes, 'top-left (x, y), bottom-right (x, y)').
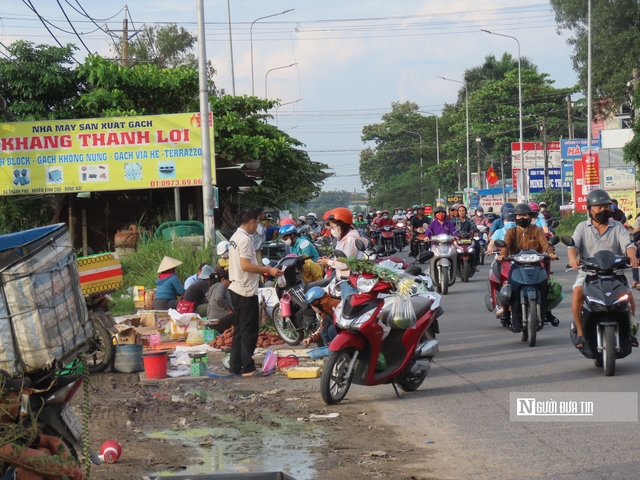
top-left (555, 213), bottom-right (587, 237)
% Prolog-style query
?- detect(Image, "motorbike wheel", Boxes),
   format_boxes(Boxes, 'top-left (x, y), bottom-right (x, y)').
top-left (397, 370), bottom-right (428, 392)
top-left (603, 325), bottom-right (616, 376)
top-left (320, 348), bottom-right (355, 405)
top-left (86, 318), bottom-right (114, 373)
top-left (528, 298), bottom-right (537, 347)
top-left (273, 307), bottom-right (303, 346)
top-left (462, 260), bottom-right (469, 283)
top-left (440, 266), bottom-right (449, 295)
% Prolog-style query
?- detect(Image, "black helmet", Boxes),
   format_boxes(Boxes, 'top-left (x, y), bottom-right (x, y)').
top-left (586, 189), bottom-right (612, 207)
top-left (434, 205), bottom-right (446, 214)
top-left (475, 206), bottom-right (484, 212)
top-left (501, 208), bottom-right (515, 221)
top-left (513, 203), bottom-right (532, 215)
top-left (501, 202), bottom-right (514, 212)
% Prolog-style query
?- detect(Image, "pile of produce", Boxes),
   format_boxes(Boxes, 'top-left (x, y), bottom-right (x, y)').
top-left (209, 326), bottom-right (285, 348)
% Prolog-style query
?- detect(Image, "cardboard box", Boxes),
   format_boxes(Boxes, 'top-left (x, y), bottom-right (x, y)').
top-left (135, 311), bottom-right (171, 331)
top-left (133, 286), bottom-right (145, 309)
top-left (114, 324), bottom-right (158, 345)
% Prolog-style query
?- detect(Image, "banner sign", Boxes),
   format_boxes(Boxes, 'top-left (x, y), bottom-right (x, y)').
top-left (582, 149), bottom-right (600, 190)
top-left (603, 167), bottom-right (636, 190)
top-left (446, 195), bottom-right (463, 204)
top-left (560, 138), bottom-right (602, 159)
top-left (0, 113), bottom-right (215, 196)
top-left (608, 189), bottom-right (636, 216)
top-left (511, 142), bottom-right (561, 170)
top-left (561, 162), bottom-right (573, 187)
top-left (528, 168), bottom-right (564, 193)
top-left (480, 196), bottom-right (504, 209)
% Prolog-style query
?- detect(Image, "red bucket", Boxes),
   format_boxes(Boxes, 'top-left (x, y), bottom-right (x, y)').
top-left (142, 351), bottom-right (168, 379)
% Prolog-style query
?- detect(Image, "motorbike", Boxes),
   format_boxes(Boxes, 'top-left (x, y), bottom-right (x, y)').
top-left (368, 225), bottom-right (380, 245)
top-left (84, 295), bottom-right (117, 373)
top-left (475, 225), bottom-right (488, 265)
top-left (428, 234), bottom-right (457, 295)
top-left (412, 226), bottom-right (428, 256)
top-left (394, 221), bottom-right (407, 251)
top-left (561, 236), bottom-right (635, 376)
top-left (379, 225), bottom-right (395, 256)
top-left (320, 250), bottom-right (443, 405)
top-left (494, 237), bottom-right (559, 347)
top-left (455, 233), bottom-right (476, 283)
top-left (356, 224), bottom-right (368, 238)
top-left (485, 253), bottom-right (511, 323)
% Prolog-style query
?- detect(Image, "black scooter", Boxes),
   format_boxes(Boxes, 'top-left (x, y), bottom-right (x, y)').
top-left (494, 236), bottom-right (559, 347)
top-left (561, 236), bottom-right (635, 376)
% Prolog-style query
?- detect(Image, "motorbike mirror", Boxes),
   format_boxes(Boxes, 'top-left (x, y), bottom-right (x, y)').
top-left (321, 236), bottom-right (331, 246)
top-left (373, 245), bottom-right (385, 254)
top-left (560, 236), bottom-right (575, 247)
top-left (494, 239), bottom-right (507, 249)
top-left (417, 251), bottom-right (434, 263)
top-left (355, 239), bottom-right (366, 251)
top-left (551, 220), bottom-right (559, 228)
top-left (387, 248), bottom-right (397, 255)
top-left (633, 231), bottom-right (640, 243)
top-left (628, 214), bottom-right (634, 220)
top-left (548, 235), bottom-right (560, 246)
top-left (262, 257), bottom-right (271, 266)
top-left (333, 250), bottom-right (347, 258)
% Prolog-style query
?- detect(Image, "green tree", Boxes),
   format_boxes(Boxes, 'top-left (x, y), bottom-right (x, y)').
top-left (550, 0), bottom-right (640, 106)
top-left (462, 52), bottom-right (537, 100)
top-left (112, 24), bottom-right (197, 69)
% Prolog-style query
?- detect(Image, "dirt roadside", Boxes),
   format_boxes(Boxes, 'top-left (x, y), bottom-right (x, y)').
top-left (76, 351), bottom-right (439, 480)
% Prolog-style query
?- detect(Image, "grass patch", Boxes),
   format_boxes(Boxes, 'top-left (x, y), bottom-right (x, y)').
top-left (555, 213), bottom-right (587, 237)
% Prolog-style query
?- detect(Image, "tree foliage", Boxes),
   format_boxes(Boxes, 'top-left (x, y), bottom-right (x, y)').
top-left (462, 53), bottom-right (537, 101)
top-left (550, 0), bottom-right (640, 106)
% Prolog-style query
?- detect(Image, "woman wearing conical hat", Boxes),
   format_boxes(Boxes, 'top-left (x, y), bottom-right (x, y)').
top-left (152, 256), bottom-right (185, 310)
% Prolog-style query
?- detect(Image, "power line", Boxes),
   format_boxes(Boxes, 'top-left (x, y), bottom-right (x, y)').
top-left (22, 0), bottom-right (65, 48)
top-left (55, 0), bottom-right (91, 53)
top-left (64, 1), bottom-right (125, 22)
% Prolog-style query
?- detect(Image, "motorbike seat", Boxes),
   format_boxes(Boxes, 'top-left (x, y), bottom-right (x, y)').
top-left (405, 266), bottom-right (422, 276)
top-left (411, 296), bottom-right (433, 319)
top-left (491, 260), bottom-right (501, 280)
top-left (304, 277), bottom-right (333, 292)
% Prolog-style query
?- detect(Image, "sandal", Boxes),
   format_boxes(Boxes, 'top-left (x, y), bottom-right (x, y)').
top-left (632, 336), bottom-right (639, 348)
top-left (632, 281), bottom-right (640, 289)
top-left (575, 335), bottom-right (584, 349)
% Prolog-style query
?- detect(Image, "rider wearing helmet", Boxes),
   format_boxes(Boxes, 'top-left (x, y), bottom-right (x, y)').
top-left (405, 206), bottom-right (414, 219)
top-left (538, 201), bottom-right (550, 220)
top-left (279, 224), bottom-right (319, 262)
top-left (498, 203), bottom-right (559, 328)
top-left (377, 209), bottom-right (394, 228)
top-left (393, 208), bottom-right (407, 223)
top-left (301, 286), bottom-right (341, 347)
top-left (449, 203), bottom-right (460, 220)
top-left (474, 206), bottom-right (492, 230)
top-left (568, 189), bottom-right (639, 348)
top-left (299, 212), bottom-right (321, 239)
top-left (409, 205), bottom-right (429, 257)
top-left (487, 208), bottom-right (515, 253)
top-left (528, 201), bottom-right (548, 231)
top-left (426, 205), bottom-right (458, 239)
top-left (489, 202), bottom-right (515, 237)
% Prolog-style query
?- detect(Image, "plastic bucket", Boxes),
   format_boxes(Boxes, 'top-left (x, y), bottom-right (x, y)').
top-left (280, 292), bottom-right (292, 317)
top-left (142, 351), bottom-right (168, 379)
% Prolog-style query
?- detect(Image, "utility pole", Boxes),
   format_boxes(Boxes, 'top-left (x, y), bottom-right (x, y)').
top-left (457, 154), bottom-right (462, 192)
top-left (122, 7), bottom-right (128, 66)
top-left (567, 94), bottom-right (574, 139)
top-left (633, 68), bottom-right (639, 120)
top-left (541, 117), bottom-right (549, 189)
top-left (476, 138), bottom-right (482, 190)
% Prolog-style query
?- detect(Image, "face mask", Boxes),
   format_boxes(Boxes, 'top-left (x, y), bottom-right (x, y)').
top-left (307, 219), bottom-right (315, 225)
top-left (398, 211), bottom-right (403, 215)
top-left (540, 207), bottom-right (546, 211)
top-left (476, 211), bottom-right (482, 217)
top-left (331, 227), bottom-right (341, 238)
top-left (407, 211), bottom-right (412, 215)
top-left (383, 215), bottom-right (389, 219)
top-left (504, 222), bottom-right (516, 229)
top-left (517, 218), bottom-right (530, 228)
top-left (221, 251), bottom-right (229, 259)
top-left (593, 209), bottom-right (611, 224)
top-left (435, 213), bottom-right (446, 221)
top-left (284, 238), bottom-right (293, 246)
top-left (611, 204), bottom-right (617, 210)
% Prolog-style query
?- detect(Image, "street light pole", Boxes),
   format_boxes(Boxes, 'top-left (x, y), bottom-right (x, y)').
top-left (402, 130), bottom-right (423, 204)
top-left (250, 9), bottom-right (294, 96)
top-left (481, 29), bottom-right (524, 201)
top-left (225, 0), bottom-right (236, 95)
top-left (265, 63), bottom-right (297, 98)
top-left (439, 77), bottom-right (470, 190)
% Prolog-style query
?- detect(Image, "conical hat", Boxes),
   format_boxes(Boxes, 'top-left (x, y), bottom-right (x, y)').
top-left (157, 256), bottom-right (183, 273)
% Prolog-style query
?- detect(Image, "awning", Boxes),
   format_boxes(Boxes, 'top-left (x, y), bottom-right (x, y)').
top-left (215, 155), bottom-right (261, 188)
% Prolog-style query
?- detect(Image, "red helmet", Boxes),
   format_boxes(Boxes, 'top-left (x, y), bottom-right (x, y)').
top-left (328, 207), bottom-right (353, 225)
top-left (323, 210), bottom-right (332, 221)
top-left (279, 217), bottom-right (296, 226)
top-left (528, 201), bottom-right (539, 212)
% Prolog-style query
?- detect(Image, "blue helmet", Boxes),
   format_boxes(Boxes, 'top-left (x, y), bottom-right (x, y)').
top-left (305, 286), bottom-right (326, 305)
top-left (279, 224), bottom-right (297, 236)
top-left (501, 208), bottom-right (515, 221)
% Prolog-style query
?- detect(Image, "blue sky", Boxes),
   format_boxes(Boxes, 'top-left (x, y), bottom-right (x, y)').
top-left (1, 1), bottom-right (577, 192)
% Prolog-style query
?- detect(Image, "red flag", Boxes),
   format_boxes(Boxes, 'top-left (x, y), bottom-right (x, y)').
top-left (486, 166), bottom-right (499, 186)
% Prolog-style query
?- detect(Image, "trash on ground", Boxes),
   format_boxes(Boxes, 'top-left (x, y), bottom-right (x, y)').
top-left (284, 366), bottom-right (322, 379)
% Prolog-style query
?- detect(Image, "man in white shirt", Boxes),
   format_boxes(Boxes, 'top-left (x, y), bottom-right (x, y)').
top-left (229, 208), bottom-right (283, 376)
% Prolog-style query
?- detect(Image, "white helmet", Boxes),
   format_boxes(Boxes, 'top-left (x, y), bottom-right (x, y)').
top-left (306, 212), bottom-right (317, 220)
top-left (216, 241), bottom-right (229, 256)
top-left (298, 215), bottom-right (306, 221)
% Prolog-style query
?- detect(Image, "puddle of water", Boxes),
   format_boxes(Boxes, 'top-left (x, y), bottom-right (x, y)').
top-left (149, 419), bottom-right (324, 479)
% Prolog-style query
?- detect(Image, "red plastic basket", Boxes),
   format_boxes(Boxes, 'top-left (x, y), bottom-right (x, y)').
top-left (277, 355), bottom-right (299, 370)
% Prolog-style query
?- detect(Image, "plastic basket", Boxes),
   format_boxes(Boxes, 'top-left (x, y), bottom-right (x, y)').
top-left (114, 344), bottom-right (144, 373)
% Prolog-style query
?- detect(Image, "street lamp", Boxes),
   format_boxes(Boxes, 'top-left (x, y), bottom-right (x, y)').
top-left (401, 129), bottom-right (423, 204)
top-left (250, 9), bottom-right (294, 96)
top-left (276, 98), bottom-right (302, 127)
top-left (439, 76), bottom-right (470, 191)
top-left (265, 63), bottom-right (297, 98)
top-left (481, 29), bottom-right (524, 201)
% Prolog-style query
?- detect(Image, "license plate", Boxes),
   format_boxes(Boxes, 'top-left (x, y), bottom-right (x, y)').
top-left (61, 404), bottom-right (83, 441)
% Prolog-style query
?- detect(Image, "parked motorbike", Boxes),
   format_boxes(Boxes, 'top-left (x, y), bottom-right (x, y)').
top-left (379, 225), bottom-right (395, 256)
top-left (394, 221), bottom-right (407, 252)
top-left (494, 237), bottom-right (559, 347)
top-left (84, 295), bottom-right (117, 373)
top-left (320, 250), bottom-right (443, 405)
top-left (455, 233), bottom-right (476, 283)
top-left (429, 234), bottom-right (457, 295)
top-left (561, 236), bottom-right (635, 376)
top-left (475, 225), bottom-right (488, 265)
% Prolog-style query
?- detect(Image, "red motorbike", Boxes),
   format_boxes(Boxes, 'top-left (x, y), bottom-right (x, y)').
top-left (379, 225), bottom-right (395, 256)
top-left (485, 254), bottom-right (511, 325)
top-left (320, 251), bottom-right (444, 405)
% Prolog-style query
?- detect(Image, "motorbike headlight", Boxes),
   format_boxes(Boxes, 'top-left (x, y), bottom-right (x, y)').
top-left (514, 254), bottom-right (544, 263)
top-left (334, 303), bottom-right (376, 330)
top-left (456, 247), bottom-right (464, 253)
top-left (357, 276), bottom-right (377, 293)
top-left (613, 294), bottom-right (629, 305)
top-left (468, 247), bottom-right (475, 252)
top-left (586, 295), bottom-right (606, 306)
top-left (437, 245), bottom-right (453, 256)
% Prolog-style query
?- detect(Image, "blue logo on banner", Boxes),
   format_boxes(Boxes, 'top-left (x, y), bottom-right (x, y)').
top-left (561, 138), bottom-right (602, 159)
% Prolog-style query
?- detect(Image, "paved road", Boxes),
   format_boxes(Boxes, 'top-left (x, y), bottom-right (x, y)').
top-left (344, 244), bottom-right (640, 480)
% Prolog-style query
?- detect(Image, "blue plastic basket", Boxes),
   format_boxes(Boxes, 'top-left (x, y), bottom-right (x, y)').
top-left (114, 344), bottom-right (144, 373)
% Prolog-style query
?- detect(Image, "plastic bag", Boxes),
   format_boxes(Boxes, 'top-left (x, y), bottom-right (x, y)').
top-left (388, 294), bottom-right (416, 329)
top-left (187, 331), bottom-right (205, 346)
top-left (547, 278), bottom-right (566, 310)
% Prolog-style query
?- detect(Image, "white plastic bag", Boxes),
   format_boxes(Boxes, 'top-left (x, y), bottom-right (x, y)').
top-left (388, 294), bottom-right (416, 329)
